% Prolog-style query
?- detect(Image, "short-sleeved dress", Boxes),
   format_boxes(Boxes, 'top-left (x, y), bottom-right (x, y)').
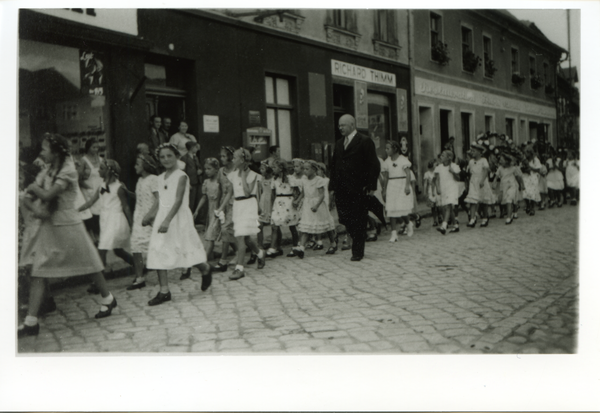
top-left (424, 170), bottom-right (436, 204)
top-left (130, 174), bottom-right (158, 254)
top-left (202, 177), bottom-right (221, 241)
top-left (258, 177), bottom-right (273, 224)
top-left (217, 166), bottom-right (235, 243)
top-left (98, 181), bottom-right (131, 250)
top-left (271, 176), bottom-right (300, 226)
top-left (434, 163), bottom-right (461, 206)
top-left (27, 158), bottom-right (104, 278)
top-left (496, 165), bottom-right (522, 204)
top-left (81, 156), bottom-right (103, 215)
top-left (565, 160), bottom-right (579, 189)
top-left (227, 169), bottom-right (260, 237)
top-left (297, 175), bottom-right (335, 234)
top-left (382, 156), bottom-right (414, 217)
top-left (546, 158), bottom-right (565, 190)
top-left (147, 169), bottom-right (207, 269)
top-left (522, 172), bottom-right (542, 202)
top-left (465, 157), bottom-right (494, 204)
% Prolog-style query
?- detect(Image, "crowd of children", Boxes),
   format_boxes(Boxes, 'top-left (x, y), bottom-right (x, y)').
top-left (17, 132), bottom-right (579, 338)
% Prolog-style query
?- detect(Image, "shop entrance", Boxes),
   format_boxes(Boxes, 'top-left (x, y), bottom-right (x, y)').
top-left (440, 109), bottom-right (453, 153)
top-left (145, 93), bottom-right (186, 134)
top-left (418, 106), bottom-right (434, 187)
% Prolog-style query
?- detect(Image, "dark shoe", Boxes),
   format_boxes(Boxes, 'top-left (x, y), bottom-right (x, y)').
top-left (95, 297), bottom-right (117, 318)
top-left (266, 249), bottom-right (283, 258)
top-left (247, 254), bottom-right (257, 265)
top-left (531, 208), bottom-right (536, 215)
top-left (436, 227), bottom-right (447, 235)
top-left (39, 297), bottom-right (57, 315)
top-left (180, 268), bottom-right (192, 280)
top-left (449, 226), bottom-right (460, 233)
top-left (18, 323), bottom-right (39, 338)
top-left (376, 222), bottom-right (382, 235)
top-left (229, 269), bottom-right (245, 281)
top-left (489, 214), bottom-right (497, 219)
top-left (350, 255), bottom-right (363, 262)
top-left (557, 202), bottom-right (563, 208)
top-left (286, 250), bottom-right (296, 257)
top-left (148, 291), bottom-right (171, 306)
top-left (432, 221), bottom-right (439, 227)
top-left (415, 214), bottom-right (422, 228)
top-left (480, 219), bottom-right (489, 228)
top-left (505, 218), bottom-right (513, 225)
top-left (87, 283), bottom-right (100, 295)
top-left (296, 249), bottom-right (305, 259)
top-left (313, 244), bottom-right (324, 251)
top-left (257, 252), bottom-right (265, 269)
top-left (201, 267), bottom-right (212, 292)
top-left (126, 281), bottom-right (146, 291)
top-left (212, 263), bottom-right (228, 272)
top-left (305, 241), bottom-right (316, 249)
top-left (366, 235), bottom-right (377, 242)
top-left (325, 246), bottom-right (337, 255)
top-left (570, 199), bottom-right (577, 206)
top-left (341, 244), bottom-right (352, 251)
top-left (467, 219), bottom-right (477, 228)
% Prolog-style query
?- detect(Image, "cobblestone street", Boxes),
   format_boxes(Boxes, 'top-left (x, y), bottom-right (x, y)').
top-left (18, 206), bottom-right (578, 354)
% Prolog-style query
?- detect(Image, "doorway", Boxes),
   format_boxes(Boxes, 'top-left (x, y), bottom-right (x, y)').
top-left (145, 94), bottom-right (186, 136)
top-left (440, 109), bottom-right (452, 152)
top-left (461, 112), bottom-right (472, 158)
top-left (419, 106), bottom-right (434, 187)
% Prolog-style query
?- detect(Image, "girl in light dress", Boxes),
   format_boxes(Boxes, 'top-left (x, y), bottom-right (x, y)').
top-left (293, 160), bottom-right (337, 258)
top-left (565, 151), bottom-right (579, 205)
top-left (125, 154), bottom-right (158, 290)
top-left (423, 160), bottom-right (440, 227)
top-left (78, 159), bottom-right (135, 294)
top-left (193, 158), bottom-right (222, 263)
top-left (546, 154), bottom-right (565, 208)
top-left (212, 146), bottom-right (239, 272)
top-left (220, 148), bottom-right (266, 280)
top-left (80, 138), bottom-right (104, 242)
top-left (255, 160), bottom-right (274, 261)
top-left (143, 143), bottom-right (213, 306)
top-left (465, 143), bottom-right (493, 228)
top-left (494, 153), bottom-right (525, 225)
top-left (520, 160), bottom-right (540, 216)
top-left (19, 135), bottom-right (116, 338)
top-left (286, 159), bottom-right (306, 254)
top-left (267, 158), bottom-right (301, 258)
top-left (382, 141), bottom-right (414, 242)
top-left (434, 150), bottom-right (462, 234)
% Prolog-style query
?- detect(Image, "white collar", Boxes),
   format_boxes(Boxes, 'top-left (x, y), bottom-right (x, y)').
top-left (346, 130), bottom-right (357, 143)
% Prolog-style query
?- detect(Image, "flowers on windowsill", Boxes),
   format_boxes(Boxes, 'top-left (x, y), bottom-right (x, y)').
top-left (484, 58), bottom-right (498, 78)
top-left (512, 73), bottom-right (526, 86)
top-left (530, 75), bottom-right (543, 90)
top-left (431, 41), bottom-right (451, 66)
top-left (462, 50), bottom-right (481, 73)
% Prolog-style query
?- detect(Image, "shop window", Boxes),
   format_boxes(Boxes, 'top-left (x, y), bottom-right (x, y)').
top-left (19, 39), bottom-right (109, 157)
top-left (375, 10), bottom-right (398, 44)
top-left (266, 75), bottom-right (294, 160)
top-left (367, 93), bottom-right (391, 159)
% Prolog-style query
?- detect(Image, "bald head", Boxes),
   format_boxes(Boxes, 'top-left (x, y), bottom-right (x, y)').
top-left (338, 114), bottom-right (356, 137)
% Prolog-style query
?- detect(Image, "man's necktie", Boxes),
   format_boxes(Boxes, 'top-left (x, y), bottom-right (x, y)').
top-left (344, 137), bottom-right (349, 150)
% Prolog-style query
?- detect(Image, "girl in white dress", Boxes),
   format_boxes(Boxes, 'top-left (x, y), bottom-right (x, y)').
top-left (382, 141), bottom-right (414, 242)
top-left (565, 151), bottom-right (579, 205)
top-left (293, 160), bottom-right (337, 258)
top-left (78, 160), bottom-right (135, 279)
top-left (546, 155), bottom-right (565, 208)
top-left (465, 143), bottom-right (493, 228)
top-left (143, 143), bottom-right (212, 306)
top-left (267, 158), bottom-right (300, 258)
top-left (221, 148), bottom-right (266, 280)
top-left (126, 154), bottom-right (158, 290)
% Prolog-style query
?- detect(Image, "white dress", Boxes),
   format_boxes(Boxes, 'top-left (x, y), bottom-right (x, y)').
top-left (147, 169), bottom-right (207, 269)
top-left (297, 175), bottom-right (335, 234)
top-left (434, 163), bottom-right (461, 206)
top-left (98, 181), bottom-right (131, 250)
top-left (383, 156), bottom-right (414, 217)
top-left (81, 156), bottom-right (103, 215)
top-left (565, 160), bottom-right (579, 189)
top-left (130, 174), bottom-right (158, 254)
top-left (227, 169), bottom-right (260, 237)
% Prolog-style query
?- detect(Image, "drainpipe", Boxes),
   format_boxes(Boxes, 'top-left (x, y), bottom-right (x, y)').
top-left (407, 10), bottom-right (420, 187)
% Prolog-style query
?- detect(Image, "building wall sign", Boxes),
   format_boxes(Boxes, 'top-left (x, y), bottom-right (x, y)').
top-left (203, 115), bottom-right (219, 133)
top-left (34, 9), bottom-right (138, 36)
top-left (415, 77), bottom-right (555, 119)
top-left (331, 59), bottom-right (396, 87)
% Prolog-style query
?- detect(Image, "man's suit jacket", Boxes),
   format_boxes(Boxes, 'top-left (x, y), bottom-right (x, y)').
top-left (180, 153), bottom-right (202, 186)
top-left (329, 131), bottom-right (380, 196)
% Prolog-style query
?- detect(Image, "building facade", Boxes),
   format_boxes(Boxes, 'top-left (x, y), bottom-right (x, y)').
top-left (18, 8), bottom-right (412, 187)
top-left (409, 9), bottom-right (566, 186)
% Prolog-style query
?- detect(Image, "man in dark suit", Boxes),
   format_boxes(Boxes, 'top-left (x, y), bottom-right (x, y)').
top-left (329, 114), bottom-right (381, 261)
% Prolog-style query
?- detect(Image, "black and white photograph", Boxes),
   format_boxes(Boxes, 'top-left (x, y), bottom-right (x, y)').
top-left (2, 0), bottom-right (599, 410)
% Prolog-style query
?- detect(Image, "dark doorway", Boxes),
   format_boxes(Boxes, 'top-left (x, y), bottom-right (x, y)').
top-left (440, 109), bottom-right (451, 151)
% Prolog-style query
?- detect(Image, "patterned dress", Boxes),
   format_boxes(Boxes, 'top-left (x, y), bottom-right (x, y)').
top-left (465, 157), bottom-right (494, 204)
top-left (130, 174), bottom-right (157, 254)
top-left (202, 178), bottom-right (221, 241)
top-left (271, 177), bottom-right (300, 226)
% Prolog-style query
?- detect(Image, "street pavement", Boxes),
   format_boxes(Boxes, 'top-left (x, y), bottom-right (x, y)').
top-left (18, 205), bottom-right (578, 354)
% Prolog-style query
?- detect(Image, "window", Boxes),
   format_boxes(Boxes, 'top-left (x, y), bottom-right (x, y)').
top-left (511, 47), bottom-right (519, 73)
top-left (461, 112), bottom-right (472, 157)
top-left (483, 35), bottom-right (493, 78)
top-left (331, 9), bottom-right (356, 31)
top-left (265, 75), bottom-right (294, 160)
top-left (461, 26), bottom-right (475, 72)
top-left (430, 12), bottom-right (441, 49)
top-left (461, 26), bottom-right (473, 55)
top-left (375, 10), bottom-right (398, 44)
top-left (485, 115), bottom-right (494, 133)
top-left (505, 118), bottom-right (515, 141)
top-left (368, 93), bottom-right (392, 159)
top-left (543, 62), bottom-right (549, 86)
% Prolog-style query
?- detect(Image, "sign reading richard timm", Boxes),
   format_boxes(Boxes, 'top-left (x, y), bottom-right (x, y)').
top-left (331, 59), bottom-right (396, 87)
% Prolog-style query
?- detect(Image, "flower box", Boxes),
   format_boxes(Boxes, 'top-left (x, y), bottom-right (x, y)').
top-left (512, 73), bottom-right (526, 86)
top-left (462, 50), bottom-right (481, 73)
top-left (431, 41), bottom-right (451, 66)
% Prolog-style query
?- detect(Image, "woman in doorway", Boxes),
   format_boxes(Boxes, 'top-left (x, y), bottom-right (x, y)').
top-left (169, 121), bottom-right (197, 159)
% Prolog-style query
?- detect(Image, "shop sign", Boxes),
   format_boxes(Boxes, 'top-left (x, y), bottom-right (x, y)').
top-left (415, 77), bottom-right (555, 119)
top-left (34, 9), bottom-right (138, 36)
top-left (80, 50), bottom-right (105, 96)
top-left (331, 59), bottom-right (396, 87)
top-left (203, 115), bottom-right (219, 133)
top-left (249, 110), bottom-right (261, 125)
top-left (354, 80), bottom-right (368, 130)
top-left (396, 88), bottom-right (408, 132)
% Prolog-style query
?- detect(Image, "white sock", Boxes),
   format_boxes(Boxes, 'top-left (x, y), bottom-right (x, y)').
top-left (159, 286), bottom-right (170, 294)
top-left (100, 293), bottom-right (114, 305)
top-left (24, 315), bottom-right (38, 326)
top-left (316, 240), bottom-right (323, 245)
top-left (258, 249), bottom-right (265, 259)
top-left (267, 248), bottom-right (277, 254)
top-left (235, 265), bottom-right (244, 271)
top-left (442, 221), bottom-right (448, 229)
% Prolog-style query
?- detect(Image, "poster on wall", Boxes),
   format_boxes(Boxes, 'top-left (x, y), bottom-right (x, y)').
top-left (354, 80), bottom-right (368, 130)
top-left (369, 114), bottom-right (386, 150)
top-left (396, 88), bottom-right (408, 132)
top-left (80, 50), bottom-right (105, 96)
